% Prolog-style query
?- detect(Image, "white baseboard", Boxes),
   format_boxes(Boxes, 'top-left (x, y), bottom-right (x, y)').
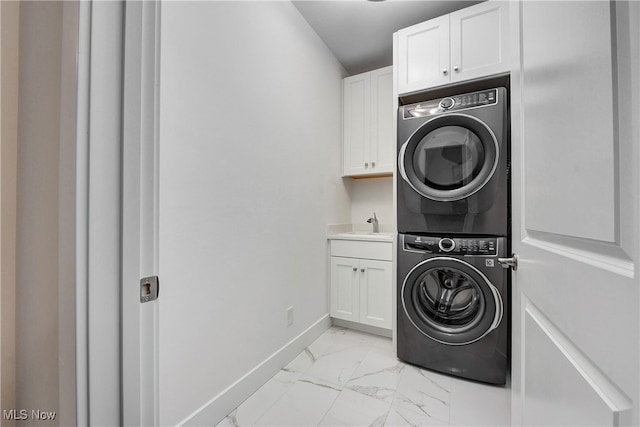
top-left (179, 314), bottom-right (332, 426)
top-left (331, 318), bottom-right (392, 338)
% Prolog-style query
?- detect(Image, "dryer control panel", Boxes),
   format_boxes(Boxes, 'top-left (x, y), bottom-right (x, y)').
top-left (403, 234), bottom-right (498, 256)
top-left (403, 88), bottom-right (498, 119)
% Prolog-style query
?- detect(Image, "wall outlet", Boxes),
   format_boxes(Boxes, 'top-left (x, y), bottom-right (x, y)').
top-left (286, 306), bottom-right (294, 327)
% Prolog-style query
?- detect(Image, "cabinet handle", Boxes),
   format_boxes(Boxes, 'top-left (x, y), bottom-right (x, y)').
top-left (353, 267), bottom-right (357, 272)
top-left (364, 162), bottom-right (369, 168)
top-left (442, 68), bottom-right (448, 75)
top-left (361, 268), bottom-right (365, 273)
top-left (372, 161), bottom-right (376, 168)
top-left (453, 65), bottom-right (459, 72)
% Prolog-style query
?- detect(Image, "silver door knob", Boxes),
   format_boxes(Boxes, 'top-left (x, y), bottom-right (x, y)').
top-left (497, 255), bottom-right (519, 271)
top-left (361, 268), bottom-right (365, 273)
top-left (353, 267), bottom-right (357, 272)
top-left (453, 65), bottom-right (459, 72)
top-left (442, 68), bottom-right (448, 75)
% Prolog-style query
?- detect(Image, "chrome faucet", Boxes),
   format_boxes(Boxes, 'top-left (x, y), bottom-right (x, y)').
top-left (367, 212), bottom-right (379, 233)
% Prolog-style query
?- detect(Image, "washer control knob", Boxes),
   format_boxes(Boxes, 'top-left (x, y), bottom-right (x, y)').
top-left (439, 97), bottom-right (455, 110)
top-left (438, 238), bottom-right (456, 253)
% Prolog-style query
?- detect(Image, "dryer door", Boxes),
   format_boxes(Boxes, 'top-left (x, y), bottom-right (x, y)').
top-left (401, 257), bottom-right (503, 345)
top-left (399, 114), bottom-right (499, 202)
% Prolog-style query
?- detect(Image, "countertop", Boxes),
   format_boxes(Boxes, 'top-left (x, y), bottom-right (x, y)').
top-left (327, 224), bottom-right (394, 243)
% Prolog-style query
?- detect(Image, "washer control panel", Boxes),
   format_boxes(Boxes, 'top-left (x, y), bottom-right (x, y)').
top-left (404, 235), bottom-right (498, 256)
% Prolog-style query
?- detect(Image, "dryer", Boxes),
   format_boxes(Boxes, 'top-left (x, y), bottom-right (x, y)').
top-left (397, 233), bottom-right (509, 385)
top-left (397, 87), bottom-right (509, 235)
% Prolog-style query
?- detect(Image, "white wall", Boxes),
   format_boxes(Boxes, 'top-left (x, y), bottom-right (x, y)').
top-left (157, 2), bottom-right (349, 424)
top-left (350, 176), bottom-right (394, 230)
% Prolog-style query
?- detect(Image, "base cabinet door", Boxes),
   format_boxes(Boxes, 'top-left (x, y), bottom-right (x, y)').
top-left (330, 256), bottom-right (392, 329)
top-left (359, 259), bottom-right (392, 329)
top-left (330, 257), bottom-right (360, 322)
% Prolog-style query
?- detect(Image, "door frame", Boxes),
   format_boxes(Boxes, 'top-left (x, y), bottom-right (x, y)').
top-left (76, 1), bottom-right (125, 425)
top-left (75, 1), bottom-right (159, 425)
top-left (121, 1), bottom-right (161, 425)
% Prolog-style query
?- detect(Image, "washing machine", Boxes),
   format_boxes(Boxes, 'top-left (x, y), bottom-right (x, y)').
top-left (397, 87), bottom-right (509, 235)
top-left (397, 233), bottom-right (509, 385)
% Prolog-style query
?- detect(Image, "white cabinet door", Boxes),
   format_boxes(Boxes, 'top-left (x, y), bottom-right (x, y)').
top-left (342, 73), bottom-right (370, 176)
top-left (449, 1), bottom-right (509, 83)
top-left (343, 66), bottom-right (393, 177)
top-left (330, 257), bottom-right (360, 322)
top-left (359, 260), bottom-right (392, 329)
top-left (369, 67), bottom-right (394, 174)
top-left (397, 15), bottom-right (449, 94)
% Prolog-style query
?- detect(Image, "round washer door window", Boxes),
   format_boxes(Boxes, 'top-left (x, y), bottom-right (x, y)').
top-left (401, 257), bottom-right (503, 345)
top-left (399, 114), bottom-right (499, 201)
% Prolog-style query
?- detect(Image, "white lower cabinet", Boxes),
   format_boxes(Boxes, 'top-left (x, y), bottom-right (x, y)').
top-left (329, 240), bottom-right (392, 330)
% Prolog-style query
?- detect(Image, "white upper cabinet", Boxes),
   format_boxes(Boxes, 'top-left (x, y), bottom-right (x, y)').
top-left (397, 1), bottom-right (509, 94)
top-left (449, 1), bottom-right (509, 82)
top-left (397, 15), bottom-right (450, 93)
top-left (343, 73), bottom-right (370, 176)
top-left (369, 68), bottom-right (394, 174)
top-left (342, 66), bottom-right (394, 177)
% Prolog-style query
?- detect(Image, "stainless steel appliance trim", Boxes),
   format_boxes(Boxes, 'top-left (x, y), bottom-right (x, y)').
top-left (400, 256), bottom-right (504, 346)
top-left (398, 112), bottom-right (500, 202)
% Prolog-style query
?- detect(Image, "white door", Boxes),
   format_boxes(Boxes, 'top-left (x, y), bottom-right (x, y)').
top-left (510, 1), bottom-right (639, 425)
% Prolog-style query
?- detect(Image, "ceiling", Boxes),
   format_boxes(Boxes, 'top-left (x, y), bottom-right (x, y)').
top-left (292, 0), bottom-right (483, 76)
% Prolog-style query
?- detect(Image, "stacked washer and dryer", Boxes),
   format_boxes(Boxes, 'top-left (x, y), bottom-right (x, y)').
top-left (396, 87), bottom-right (510, 385)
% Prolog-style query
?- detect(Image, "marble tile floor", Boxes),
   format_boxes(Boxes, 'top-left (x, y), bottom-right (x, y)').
top-left (217, 326), bottom-right (510, 427)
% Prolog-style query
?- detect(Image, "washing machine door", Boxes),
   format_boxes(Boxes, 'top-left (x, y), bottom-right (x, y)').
top-left (399, 114), bottom-right (499, 202)
top-left (401, 257), bottom-right (503, 345)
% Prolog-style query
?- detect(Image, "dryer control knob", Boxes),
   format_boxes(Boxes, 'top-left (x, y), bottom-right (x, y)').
top-left (439, 97), bottom-right (455, 110)
top-left (438, 238), bottom-right (456, 252)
